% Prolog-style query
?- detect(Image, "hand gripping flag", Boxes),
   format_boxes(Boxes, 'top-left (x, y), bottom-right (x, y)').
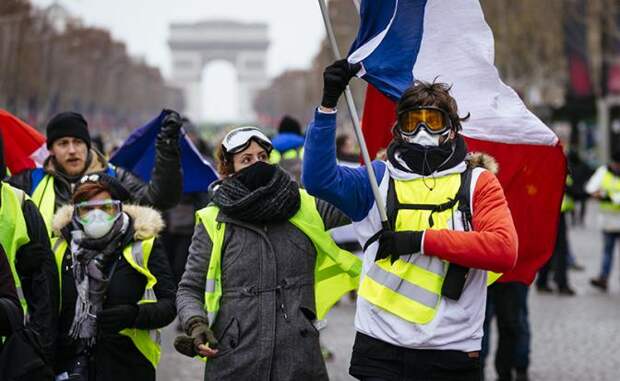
top-left (110, 110), bottom-right (218, 193)
top-left (348, 0), bottom-right (566, 284)
top-left (0, 109), bottom-right (47, 175)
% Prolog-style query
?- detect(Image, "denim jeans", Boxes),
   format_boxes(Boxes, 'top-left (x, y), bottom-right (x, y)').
top-left (600, 232), bottom-right (620, 278)
top-left (481, 282), bottom-right (530, 380)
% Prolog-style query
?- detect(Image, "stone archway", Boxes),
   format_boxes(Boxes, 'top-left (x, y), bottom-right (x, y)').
top-left (168, 20), bottom-right (269, 122)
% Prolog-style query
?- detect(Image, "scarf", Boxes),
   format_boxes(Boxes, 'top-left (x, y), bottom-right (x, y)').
top-left (387, 134), bottom-right (468, 176)
top-left (69, 213), bottom-right (131, 345)
top-left (212, 163), bottom-right (301, 224)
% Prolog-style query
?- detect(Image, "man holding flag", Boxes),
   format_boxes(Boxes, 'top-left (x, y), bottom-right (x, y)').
top-left (8, 110), bottom-right (183, 232)
top-left (305, 0), bottom-right (565, 379)
top-left (304, 62), bottom-right (518, 379)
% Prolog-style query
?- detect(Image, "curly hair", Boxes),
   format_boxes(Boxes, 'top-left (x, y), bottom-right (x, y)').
top-left (396, 79), bottom-right (469, 132)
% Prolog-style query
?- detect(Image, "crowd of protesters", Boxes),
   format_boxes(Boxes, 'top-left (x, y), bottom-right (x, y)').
top-left (0, 59), bottom-right (615, 381)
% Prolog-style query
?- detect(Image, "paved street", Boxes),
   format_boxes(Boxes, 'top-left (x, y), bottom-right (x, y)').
top-left (159, 205), bottom-right (620, 380)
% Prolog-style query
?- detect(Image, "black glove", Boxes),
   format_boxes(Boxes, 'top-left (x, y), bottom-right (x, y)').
top-left (97, 304), bottom-right (138, 333)
top-left (14, 243), bottom-right (48, 276)
top-left (157, 109), bottom-right (183, 143)
top-left (174, 316), bottom-right (218, 358)
top-left (376, 230), bottom-right (423, 263)
top-left (321, 59), bottom-right (361, 108)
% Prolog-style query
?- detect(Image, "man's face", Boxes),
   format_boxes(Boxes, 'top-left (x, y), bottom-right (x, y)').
top-left (50, 137), bottom-right (88, 176)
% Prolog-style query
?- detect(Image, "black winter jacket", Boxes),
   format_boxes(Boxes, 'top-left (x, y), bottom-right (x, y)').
top-left (0, 185), bottom-right (58, 364)
top-left (9, 138), bottom-right (182, 212)
top-left (52, 204), bottom-right (176, 381)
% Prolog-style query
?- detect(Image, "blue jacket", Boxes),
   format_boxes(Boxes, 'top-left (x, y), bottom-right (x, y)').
top-left (272, 132), bottom-right (305, 153)
top-left (302, 110), bottom-right (385, 222)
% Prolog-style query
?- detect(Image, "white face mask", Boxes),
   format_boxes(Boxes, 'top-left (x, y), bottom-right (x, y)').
top-left (402, 129), bottom-right (444, 146)
top-left (82, 209), bottom-right (117, 239)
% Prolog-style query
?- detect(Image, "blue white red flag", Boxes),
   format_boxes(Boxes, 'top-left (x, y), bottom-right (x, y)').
top-left (348, 0), bottom-right (566, 284)
top-left (0, 109), bottom-right (47, 175)
top-left (110, 110), bottom-right (218, 193)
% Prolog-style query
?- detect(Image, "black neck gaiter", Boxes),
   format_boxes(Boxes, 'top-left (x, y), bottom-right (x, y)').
top-left (387, 135), bottom-right (468, 176)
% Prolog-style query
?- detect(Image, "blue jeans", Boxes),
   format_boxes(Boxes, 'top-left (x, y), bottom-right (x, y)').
top-left (600, 232), bottom-right (620, 278)
top-left (481, 283), bottom-right (530, 378)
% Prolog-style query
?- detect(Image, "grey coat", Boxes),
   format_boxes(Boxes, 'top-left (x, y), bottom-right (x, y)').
top-left (177, 198), bottom-right (349, 381)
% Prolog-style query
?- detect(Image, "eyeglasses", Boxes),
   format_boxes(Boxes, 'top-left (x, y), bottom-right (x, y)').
top-left (398, 106), bottom-right (452, 135)
top-left (75, 199), bottom-right (121, 223)
top-left (222, 127), bottom-right (273, 155)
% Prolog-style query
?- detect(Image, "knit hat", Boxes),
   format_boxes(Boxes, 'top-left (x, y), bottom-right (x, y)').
top-left (278, 115), bottom-right (302, 135)
top-left (46, 112), bottom-right (91, 149)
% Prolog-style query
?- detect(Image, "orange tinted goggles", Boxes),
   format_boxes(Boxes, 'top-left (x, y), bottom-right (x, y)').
top-left (398, 107), bottom-right (451, 134)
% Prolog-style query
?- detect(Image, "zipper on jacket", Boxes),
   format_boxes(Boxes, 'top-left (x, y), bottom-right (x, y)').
top-left (276, 279), bottom-right (289, 322)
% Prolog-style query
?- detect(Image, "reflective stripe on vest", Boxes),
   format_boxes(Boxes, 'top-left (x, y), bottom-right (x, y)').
top-left (52, 237), bottom-right (161, 368)
top-left (0, 182), bottom-right (32, 313)
top-left (600, 170), bottom-right (620, 212)
top-left (196, 189), bottom-right (362, 327)
top-left (31, 174), bottom-right (55, 236)
top-left (358, 172), bottom-right (498, 325)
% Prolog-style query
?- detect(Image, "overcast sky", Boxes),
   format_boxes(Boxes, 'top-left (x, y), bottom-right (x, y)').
top-left (31, 0), bottom-right (330, 120)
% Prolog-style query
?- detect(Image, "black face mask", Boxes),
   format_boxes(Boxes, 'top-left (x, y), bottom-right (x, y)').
top-left (387, 135), bottom-right (468, 176)
top-left (235, 161), bottom-right (277, 191)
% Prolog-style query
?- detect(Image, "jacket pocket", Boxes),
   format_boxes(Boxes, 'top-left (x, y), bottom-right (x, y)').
top-left (214, 317), bottom-right (240, 357)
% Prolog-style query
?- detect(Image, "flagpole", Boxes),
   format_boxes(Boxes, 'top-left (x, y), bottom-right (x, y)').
top-left (317, 0), bottom-right (389, 225)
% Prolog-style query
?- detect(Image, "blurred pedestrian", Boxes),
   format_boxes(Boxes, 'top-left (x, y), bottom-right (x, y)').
top-left (175, 126), bottom-right (360, 380)
top-left (304, 61), bottom-right (518, 381)
top-left (8, 110), bottom-right (184, 233)
top-left (270, 115), bottom-right (305, 181)
top-left (51, 174), bottom-right (176, 380)
top-left (586, 150), bottom-right (620, 291)
top-left (535, 174), bottom-right (576, 296)
top-left (567, 150), bottom-right (594, 228)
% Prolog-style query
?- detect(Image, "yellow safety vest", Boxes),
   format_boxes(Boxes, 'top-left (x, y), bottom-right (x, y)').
top-left (52, 237), bottom-right (162, 369)
top-left (31, 174), bottom-right (56, 236)
top-left (561, 175), bottom-right (575, 213)
top-left (358, 172), bottom-right (500, 325)
top-left (269, 147), bottom-right (304, 164)
top-left (0, 182), bottom-right (32, 312)
top-left (196, 189), bottom-right (361, 327)
top-left (600, 170), bottom-right (620, 212)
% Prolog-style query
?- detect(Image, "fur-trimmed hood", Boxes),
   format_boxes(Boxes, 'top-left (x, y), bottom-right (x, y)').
top-left (52, 204), bottom-right (165, 240)
top-left (466, 152), bottom-right (499, 174)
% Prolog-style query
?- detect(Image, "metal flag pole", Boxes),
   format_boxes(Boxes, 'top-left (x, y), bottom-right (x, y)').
top-left (317, 0), bottom-right (389, 224)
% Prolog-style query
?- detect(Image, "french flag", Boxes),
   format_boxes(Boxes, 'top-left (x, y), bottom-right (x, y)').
top-left (0, 109), bottom-right (48, 175)
top-left (348, 0), bottom-right (566, 284)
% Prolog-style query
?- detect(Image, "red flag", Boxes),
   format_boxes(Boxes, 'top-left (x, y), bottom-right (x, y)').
top-left (0, 109), bottom-right (47, 175)
top-left (361, 85), bottom-right (566, 284)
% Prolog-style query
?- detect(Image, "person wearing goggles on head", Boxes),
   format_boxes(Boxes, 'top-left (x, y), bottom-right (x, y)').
top-left (175, 126), bottom-right (361, 380)
top-left (302, 59), bottom-right (518, 381)
top-left (50, 174), bottom-right (176, 381)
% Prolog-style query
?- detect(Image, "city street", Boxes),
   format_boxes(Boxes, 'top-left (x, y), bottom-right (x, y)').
top-left (159, 205), bottom-right (620, 380)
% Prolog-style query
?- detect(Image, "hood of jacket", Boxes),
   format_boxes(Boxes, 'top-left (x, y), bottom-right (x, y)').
top-left (466, 152), bottom-right (498, 174)
top-left (52, 203), bottom-right (165, 240)
top-left (44, 148), bottom-right (108, 177)
top-left (272, 132), bottom-right (305, 153)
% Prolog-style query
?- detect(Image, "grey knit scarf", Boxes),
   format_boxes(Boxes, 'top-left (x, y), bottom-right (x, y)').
top-left (212, 166), bottom-right (301, 224)
top-left (69, 213), bottom-right (130, 345)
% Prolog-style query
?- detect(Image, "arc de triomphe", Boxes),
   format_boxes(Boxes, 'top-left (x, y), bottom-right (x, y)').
top-left (168, 20), bottom-right (270, 122)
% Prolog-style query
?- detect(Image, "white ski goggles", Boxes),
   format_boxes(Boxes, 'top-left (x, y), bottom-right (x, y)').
top-left (222, 127), bottom-right (273, 155)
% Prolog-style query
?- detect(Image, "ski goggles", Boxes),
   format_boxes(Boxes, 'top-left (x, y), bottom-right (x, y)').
top-left (222, 127), bottom-right (273, 155)
top-left (397, 106), bottom-right (452, 135)
top-left (75, 199), bottom-right (122, 223)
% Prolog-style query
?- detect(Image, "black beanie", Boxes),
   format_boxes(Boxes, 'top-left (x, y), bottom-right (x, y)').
top-left (278, 115), bottom-right (302, 135)
top-left (46, 112), bottom-right (91, 149)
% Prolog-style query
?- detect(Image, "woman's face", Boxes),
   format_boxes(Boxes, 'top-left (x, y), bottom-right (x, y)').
top-left (232, 141), bottom-right (269, 173)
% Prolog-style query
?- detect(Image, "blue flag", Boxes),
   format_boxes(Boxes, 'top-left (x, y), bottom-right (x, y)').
top-left (110, 110), bottom-right (218, 193)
